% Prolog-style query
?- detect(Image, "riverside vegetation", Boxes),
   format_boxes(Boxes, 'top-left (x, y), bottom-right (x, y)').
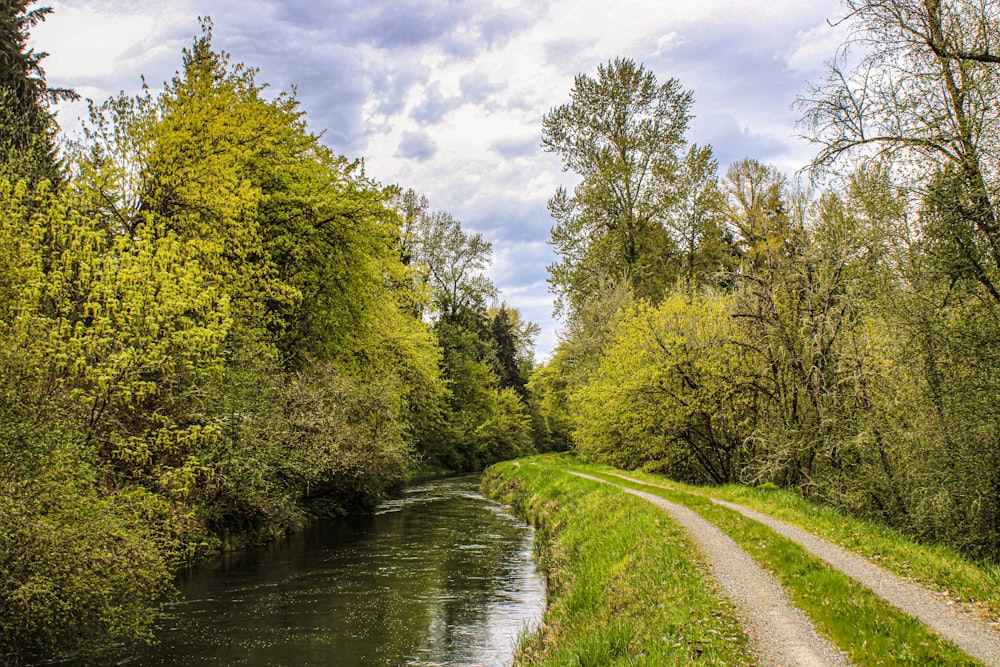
top-left (0, 6), bottom-right (556, 663)
top-left (9, 0), bottom-right (1000, 663)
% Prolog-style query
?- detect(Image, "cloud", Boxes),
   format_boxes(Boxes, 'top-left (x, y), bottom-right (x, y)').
top-left (34, 2), bottom-right (194, 90)
top-left (411, 81), bottom-right (463, 125)
top-left (371, 65), bottom-right (430, 116)
top-left (691, 112), bottom-right (787, 167)
top-left (784, 21), bottom-right (849, 77)
top-left (489, 135), bottom-right (539, 160)
top-left (396, 130), bottom-right (438, 161)
top-left (262, 0), bottom-right (531, 53)
top-left (490, 240), bottom-right (553, 288)
top-left (459, 72), bottom-right (503, 104)
top-left (265, 0), bottom-right (464, 47)
top-left (542, 37), bottom-right (596, 73)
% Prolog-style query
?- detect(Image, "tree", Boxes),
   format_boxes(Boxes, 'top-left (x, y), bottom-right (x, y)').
top-left (390, 186), bottom-right (429, 267)
top-left (573, 293), bottom-right (756, 483)
top-left (723, 158), bottom-right (794, 269)
top-left (0, 1), bottom-right (76, 184)
top-left (799, 0), bottom-right (1000, 302)
top-left (0, 181), bottom-right (199, 662)
top-left (542, 57), bottom-right (693, 316)
top-left (486, 303), bottom-right (539, 399)
top-left (409, 208), bottom-right (496, 320)
top-left (666, 144), bottom-right (735, 287)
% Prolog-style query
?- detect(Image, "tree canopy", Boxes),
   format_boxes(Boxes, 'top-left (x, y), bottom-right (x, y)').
top-left (542, 57), bottom-right (693, 315)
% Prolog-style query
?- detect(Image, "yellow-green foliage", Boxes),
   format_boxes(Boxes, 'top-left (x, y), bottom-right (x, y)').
top-left (573, 291), bottom-right (754, 483)
top-left (0, 314), bottom-right (178, 664)
top-left (475, 387), bottom-right (535, 463)
top-left (0, 23), bottom-right (456, 661)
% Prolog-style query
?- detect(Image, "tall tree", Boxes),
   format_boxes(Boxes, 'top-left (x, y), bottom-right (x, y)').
top-left (409, 209), bottom-right (496, 320)
top-left (799, 0), bottom-right (1000, 302)
top-left (666, 144), bottom-right (735, 286)
top-left (390, 187), bottom-right (429, 267)
top-left (542, 57), bottom-right (693, 316)
top-left (486, 303), bottom-right (539, 400)
top-left (0, 0), bottom-right (76, 184)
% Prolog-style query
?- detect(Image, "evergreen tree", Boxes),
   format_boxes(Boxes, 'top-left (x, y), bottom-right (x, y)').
top-left (0, 1), bottom-right (76, 184)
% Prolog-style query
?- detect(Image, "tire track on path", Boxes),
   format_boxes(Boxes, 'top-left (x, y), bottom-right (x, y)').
top-left (609, 472), bottom-right (1000, 666)
top-left (569, 471), bottom-right (851, 667)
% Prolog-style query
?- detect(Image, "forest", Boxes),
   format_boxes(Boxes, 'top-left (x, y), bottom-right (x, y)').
top-left (5, 0), bottom-right (1000, 662)
top-left (536, 1), bottom-right (1000, 565)
top-left (0, 6), bottom-right (551, 662)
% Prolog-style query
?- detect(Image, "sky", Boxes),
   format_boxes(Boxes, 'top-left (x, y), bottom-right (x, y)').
top-left (31, 0), bottom-right (848, 359)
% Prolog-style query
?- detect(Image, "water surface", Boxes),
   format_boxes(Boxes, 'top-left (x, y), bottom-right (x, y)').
top-left (123, 475), bottom-right (544, 666)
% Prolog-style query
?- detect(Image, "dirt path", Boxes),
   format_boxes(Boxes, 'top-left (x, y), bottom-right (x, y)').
top-left (610, 472), bottom-right (1000, 667)
top-left (570, 472), bottom-right (851, 667)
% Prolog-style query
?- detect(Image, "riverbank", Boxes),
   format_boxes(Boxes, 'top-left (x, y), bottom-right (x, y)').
top-left (482, 458), bottom-right (755, 665)
top-left (484, 455), bottom-right (1000, 666)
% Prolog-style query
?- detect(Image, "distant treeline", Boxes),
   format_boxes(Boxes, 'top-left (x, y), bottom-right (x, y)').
top-left (0, 8), bottom-right (556, 663)
top-left (534, 1), bottom-right (1000, 571)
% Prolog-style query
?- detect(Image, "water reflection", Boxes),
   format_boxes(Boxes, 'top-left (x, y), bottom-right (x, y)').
top-left (119, 475), bottom-right (544, 666)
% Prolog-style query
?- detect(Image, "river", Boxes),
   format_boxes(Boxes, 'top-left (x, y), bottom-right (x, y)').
top-left (117, 475), bottom-right (545, 666)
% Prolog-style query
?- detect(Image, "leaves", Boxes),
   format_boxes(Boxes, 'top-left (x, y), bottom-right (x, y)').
top-left (573, 293), bottom-right (754, 483)
top-left (543, 57), bottom-right (693, 314)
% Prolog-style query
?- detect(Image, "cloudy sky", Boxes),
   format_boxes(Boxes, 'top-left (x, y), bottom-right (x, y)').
top-left (31, 0), bottom-right (848, 358)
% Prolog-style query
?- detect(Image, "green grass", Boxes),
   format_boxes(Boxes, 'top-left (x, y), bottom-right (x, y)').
top-left (578, 467), bottom-right (977, 666)
top-left (598, 465), bottom-right (1000, 623)
top-left (486, 454), bottom-right (1000, 665)
top-left (482, 458), bottom-right (755, 666)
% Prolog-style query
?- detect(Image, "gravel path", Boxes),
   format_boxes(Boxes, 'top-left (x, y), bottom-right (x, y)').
top-left (570, 472), bottom-right (851, 667)
top-left (610, 472), bottom-right (1000, 667)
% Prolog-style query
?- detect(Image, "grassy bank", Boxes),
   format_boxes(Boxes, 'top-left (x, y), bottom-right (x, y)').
top-left (487, 455), bottom-right (1000, 666)
top-left (483, 458), bottom-right (754, 666)
top-left (593, 466), bottom-right (1000, 624)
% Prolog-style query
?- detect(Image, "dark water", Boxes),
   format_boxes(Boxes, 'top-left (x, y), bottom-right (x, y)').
top-left (119, 475), bottom-right (544, 666)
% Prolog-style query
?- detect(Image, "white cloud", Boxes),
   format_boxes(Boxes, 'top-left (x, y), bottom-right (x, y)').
top-left (35, 2), bottom-right (194, 86)
top-left (784, 22), bottom-right (849, 76)
top-left (396, 130), bottom-right (438, 161)
top-left (31, 0), bottom-right (849, 358)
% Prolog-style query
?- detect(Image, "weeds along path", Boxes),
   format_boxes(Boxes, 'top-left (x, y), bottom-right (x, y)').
top-left (610, 473), bottom-right (1000, 667)
top-left (570, 472), bottom-right (851, 667)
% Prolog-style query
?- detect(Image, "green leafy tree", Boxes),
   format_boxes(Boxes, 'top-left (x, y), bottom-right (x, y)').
top-left (0, 181), bottom-right (182, 662)
top-left (543, 57), bottom-right (693, 315)
top-left (394, 191), bottom-right (542, 468)
top-left (410, 208), bottom-right (496, 320)
top-left (574, 292), bottom-right (755, 482)
top-left (667, 144), bottom-right (736, 287)
top-left (486, 303), bottom-right (539, 400)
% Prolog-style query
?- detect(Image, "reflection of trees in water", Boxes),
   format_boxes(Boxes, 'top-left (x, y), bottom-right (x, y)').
top-left (121, 476), bottom-right (543, 667)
